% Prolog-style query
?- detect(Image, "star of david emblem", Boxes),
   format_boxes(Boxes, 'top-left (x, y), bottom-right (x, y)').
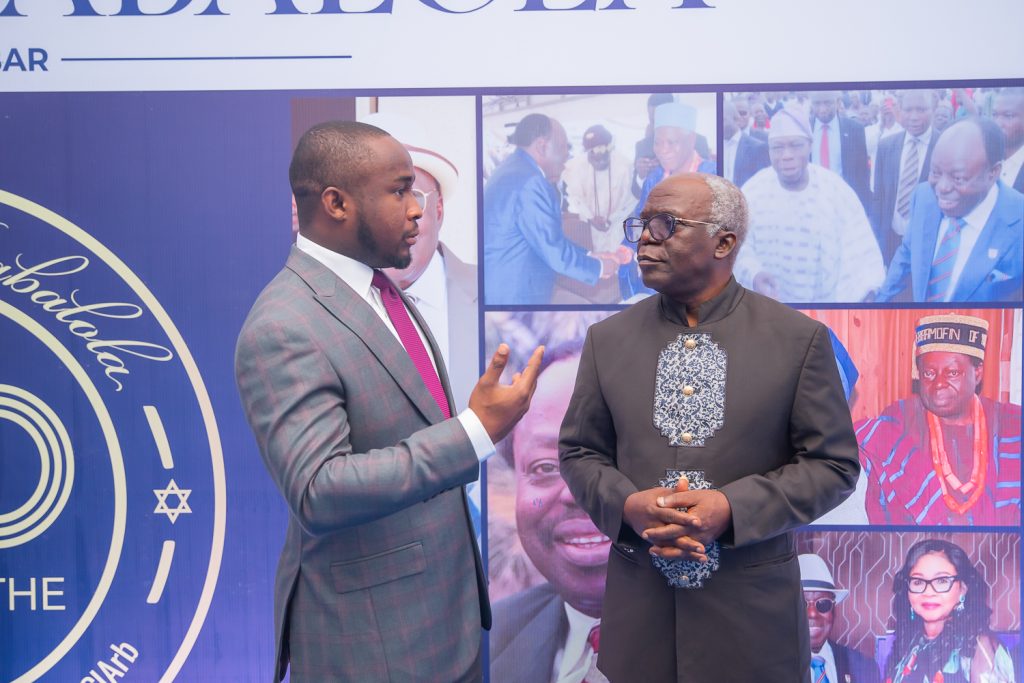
top-left (153, 479), bottom-right (192, 524)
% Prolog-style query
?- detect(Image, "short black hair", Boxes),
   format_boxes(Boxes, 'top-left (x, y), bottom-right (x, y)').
top-left (289, 120), bottom-right (390, 229)
top-left (647, 92), bottom-right (675, 108)
top-left (507, 113), bottom-right (552, 147)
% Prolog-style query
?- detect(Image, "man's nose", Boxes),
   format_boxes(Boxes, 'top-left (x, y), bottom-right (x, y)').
top-left (933, 175), bottom-right (954, 195)
top-left (407, 197), bottom-right (423, 220)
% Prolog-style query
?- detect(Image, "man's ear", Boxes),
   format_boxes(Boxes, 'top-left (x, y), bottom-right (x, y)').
top-left (320, 186), bottom-right (354, 222)
top-left (715, 231), bottom-right (738, 259)
top-left (435, 191), bottom-right (445, 225)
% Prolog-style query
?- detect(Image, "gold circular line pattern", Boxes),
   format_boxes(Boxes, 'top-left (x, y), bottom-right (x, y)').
top-left (0, 386), bottom-right (74, 547)
top-left (0, 407), bottom-right (50, 525)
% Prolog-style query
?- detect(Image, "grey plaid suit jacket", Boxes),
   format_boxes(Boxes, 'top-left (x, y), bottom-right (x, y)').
top-left (236, 247), bottom-right (490, 682)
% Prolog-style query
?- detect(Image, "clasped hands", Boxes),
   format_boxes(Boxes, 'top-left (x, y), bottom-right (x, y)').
top-left (622, 477), bottom-right (732, 562)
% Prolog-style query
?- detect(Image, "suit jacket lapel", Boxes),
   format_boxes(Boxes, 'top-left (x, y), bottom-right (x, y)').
top-left (286, 247), bottom-right (446, 425)
top-left (953, 185), bottom-right (1020, 299)
top-left (911, 187), bottom-right (943, 300)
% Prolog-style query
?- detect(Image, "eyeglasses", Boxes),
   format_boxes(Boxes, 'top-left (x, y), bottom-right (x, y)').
top-left (804, 597), bottom-right (836, 614)
top-left (622, 213), bottom-right (721, 243)
top-left (907, 575), bottom-right (959, 594)
top-left (412, 188), bottom-right (435, 211)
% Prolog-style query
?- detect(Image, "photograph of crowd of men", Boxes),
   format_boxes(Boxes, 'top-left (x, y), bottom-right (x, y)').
top-left (481, 92), bottom-right (716, 306)
top-left (724, 86), bottom-right (1023, 304)
top-left (483, 307), bottom-right (1021, 682)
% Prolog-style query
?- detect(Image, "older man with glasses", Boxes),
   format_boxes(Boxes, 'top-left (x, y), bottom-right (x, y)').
top-left (799, 554), bottom-right (881, 683)
top-left (735, 104), bottom-right (884, 304)
top-left (558, 171), bottom-right (860, 682)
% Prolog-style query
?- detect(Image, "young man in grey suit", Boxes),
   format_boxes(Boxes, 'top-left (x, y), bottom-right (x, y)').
top-left (558, 172), bottom-right (860, 681)
top-left (236, 121), bottom-right (542, 682)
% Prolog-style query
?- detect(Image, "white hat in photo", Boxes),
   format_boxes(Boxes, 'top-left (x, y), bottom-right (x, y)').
top-left (361, 111), bottom-right (460, 202)
top-left (798, 553), bottom-right (849, 603)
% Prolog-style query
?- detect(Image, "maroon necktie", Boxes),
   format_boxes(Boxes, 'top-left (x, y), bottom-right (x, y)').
top-left (371, 270), bottom-right (451, 419)
top-left (583, 625), bottom-right (607, 683)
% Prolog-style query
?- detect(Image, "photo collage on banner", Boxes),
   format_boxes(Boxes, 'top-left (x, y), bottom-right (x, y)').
top-left (482, 85), bottom-right (1022, 683)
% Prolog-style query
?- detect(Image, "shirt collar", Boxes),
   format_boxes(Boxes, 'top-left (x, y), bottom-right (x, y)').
top-left (658, 276), bottom-right (745, 327)
top-left (295, 232), bottom-right (374, 298)
top-left (906, 127), bottom-right (932, 145)
top-left (559, 602), bottom-right (600, 678)
top-left (959, 181), bottom-right (999, 231)
top-left (727, 130), bottom-right (742, 145)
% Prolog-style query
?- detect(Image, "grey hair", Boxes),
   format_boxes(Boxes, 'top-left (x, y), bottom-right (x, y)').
top-left (702, 174), bottom-right (748, 246)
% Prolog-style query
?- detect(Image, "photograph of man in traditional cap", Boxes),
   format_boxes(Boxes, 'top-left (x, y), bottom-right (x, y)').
top-left (857, 314), bottom-right (1021, 526)
top-left (876, 117), bottom-right (1024, 303)
top-left (620, 102), bottom-right (717, 300)
top-left (563, 124), bottom-right (636, 257)
top-left (734, 104), bottom-right (884, 303)
top-left (633, 102), bottom-right (716, 211)
top-left (800, 554), bottom-right (881, 683)
top-left (633, 94), bottom-right (713, 199)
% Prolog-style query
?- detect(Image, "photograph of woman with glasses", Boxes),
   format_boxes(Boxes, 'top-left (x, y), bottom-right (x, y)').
top-left (887, 539), bottom-right (1015, 683)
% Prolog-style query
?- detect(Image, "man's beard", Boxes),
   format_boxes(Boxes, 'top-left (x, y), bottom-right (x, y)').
top-left (356, 214), bottom-right (412, 270)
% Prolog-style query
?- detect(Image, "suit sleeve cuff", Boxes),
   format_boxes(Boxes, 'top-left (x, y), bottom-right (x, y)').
top-left (459, 409), bottom-right (496, 463)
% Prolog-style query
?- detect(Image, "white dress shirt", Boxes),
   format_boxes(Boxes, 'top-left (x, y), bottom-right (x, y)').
top-left (554, 603), bottom-right (602, 683)
top-left (295, 233), bottom-right (494, 462)
top-left (930, 182), bottom-right (998, 301)
top-left (811, 641), bottom-right (839, 683)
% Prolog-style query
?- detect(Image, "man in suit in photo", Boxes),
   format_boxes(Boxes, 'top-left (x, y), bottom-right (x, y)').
top-left (484, 113), bottom-right (616, 305)
top-left (800, 554), bottom-right (881, 683)
top-left (490, 344), bottom-right (610, 683)
top-left (872, 90), bottom-right (940, 262)
top-left (993, 87), bottom-right (1024, 193)
top-left (236, 120), bottom-right (544, 682)
top-left (558, 172), bottom-right (860, 681)
top-left (809, 90), bottom-right (872, 214)
top-left (877, 116), bottom-right (1023, 303)
top-left (722, 98), bottom-right (770, 189)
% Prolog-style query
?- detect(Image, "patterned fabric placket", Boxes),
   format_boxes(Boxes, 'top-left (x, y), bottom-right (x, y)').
top-left (649, 333), bottom-right (727, 588)
top-left (653, 333), bottom-right (726, 447)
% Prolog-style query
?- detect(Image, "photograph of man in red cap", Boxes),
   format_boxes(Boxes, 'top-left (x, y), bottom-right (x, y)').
top-left (857, 313), bottom-right (1021, 525)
